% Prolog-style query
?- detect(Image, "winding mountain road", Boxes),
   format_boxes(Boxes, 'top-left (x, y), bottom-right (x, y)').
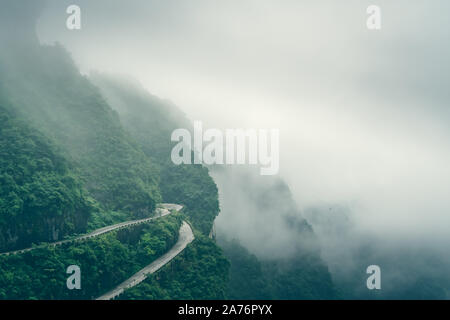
top-left (0, 203), bottom-right (182, 256)
top-left (1, 203), bottom-right (195, 300)
top-left (96, 220), bottom-right (194, 300)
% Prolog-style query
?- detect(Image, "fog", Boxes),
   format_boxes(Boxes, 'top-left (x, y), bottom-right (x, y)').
top-left (32, 0), bottom-right (450, 291)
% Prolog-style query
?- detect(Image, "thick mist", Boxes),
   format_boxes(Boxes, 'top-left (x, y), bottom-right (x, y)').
top-left (30, 0), bottom-right (450, 297)
top-left (36, 0), bottom-right (450, 239)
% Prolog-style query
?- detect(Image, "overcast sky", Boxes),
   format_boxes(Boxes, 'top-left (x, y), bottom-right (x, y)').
top-left (36, 0), bottom-right (450, 242)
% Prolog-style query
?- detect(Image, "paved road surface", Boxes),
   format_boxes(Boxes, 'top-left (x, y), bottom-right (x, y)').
top-left (96, 220), bottom-right (194, 300)
top-left (0, 204), bottom-right (181, 256)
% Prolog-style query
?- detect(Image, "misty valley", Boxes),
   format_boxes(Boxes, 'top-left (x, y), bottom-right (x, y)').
top-left (0, 0), bottom-right (449, 304)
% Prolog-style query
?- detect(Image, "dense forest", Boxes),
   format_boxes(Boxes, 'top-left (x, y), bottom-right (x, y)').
top-left (0, 42), bottom-right (162, 221)
top-left (118, 233), bottom-right (229, 300)
top-left (220, 239), bottom-right (337, 300)
top-left (0, 104), bottom-right (92, 251)
top-left (0, 1), bottom-right (228, 299)
top-left (90, 74), bottom-right (220, 235)
top-left (0, 214), bottom-right (182, 299)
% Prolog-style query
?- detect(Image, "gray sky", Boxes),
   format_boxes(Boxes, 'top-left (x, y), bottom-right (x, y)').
top-left (37, 0), bottom-right (450, 241)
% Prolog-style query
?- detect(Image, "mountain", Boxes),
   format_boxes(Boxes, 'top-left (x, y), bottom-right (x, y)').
top-left (0, 104), bottom-right (91, 250)
top-left (305, 205), bottom-right (450, 299)
top-left (0, 0), bottom-right (228, 299)
top-left (211, 166), bottom-right (339, 299)
top-left (0, 0), bottom-right (339, 300)
top-left (0, 2), bottom-right (165, 248)
top-left (90, 73), bottom-right (219, 235)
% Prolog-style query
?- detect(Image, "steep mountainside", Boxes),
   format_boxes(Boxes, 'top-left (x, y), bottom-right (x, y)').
top-left (212, 167), bottom-right (339, 299)
top-left (0, 105), bottom-right (91, 250)
top-left (0, 1), bottom-right (228, 300)
top-left (90, 74), bottom-right (219, 235)
top-left (0, 3), bottom-right (161, 237)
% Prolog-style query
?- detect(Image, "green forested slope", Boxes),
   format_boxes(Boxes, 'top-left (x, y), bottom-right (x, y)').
top-left (0, 105), bottom-right (92, 251)
top-left (0, 2), bottom-right (228, 299)
top-left (119, 233), bottom-right (229, 300)
top-left (220, 236), bottom-right (338, 300)
top-left (90, 74), bottom-right (219, 235)
top-left (0, 12), bottom-right (162, 223)
top-left (0, 214), bottom-right (182, 300)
